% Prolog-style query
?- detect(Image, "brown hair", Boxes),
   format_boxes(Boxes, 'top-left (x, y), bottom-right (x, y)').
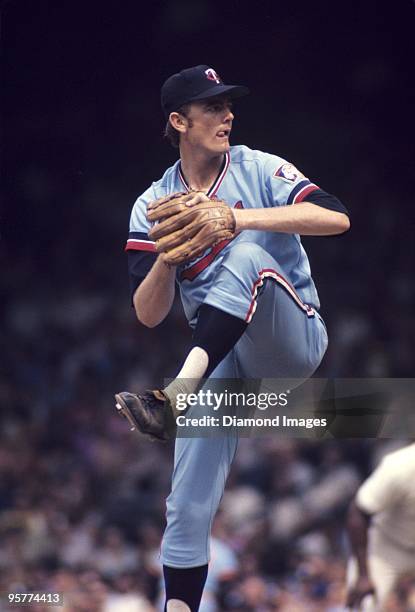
top-left (164, 104), bottom-right (192, 148)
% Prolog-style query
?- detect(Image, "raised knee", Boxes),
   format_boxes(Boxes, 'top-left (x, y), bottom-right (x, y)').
top-left (228, 241), bottom-right (266, 259)
top-left (223, 241), bottom-right (272, 272)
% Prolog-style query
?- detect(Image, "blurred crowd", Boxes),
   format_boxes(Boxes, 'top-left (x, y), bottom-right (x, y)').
top-left (2, 3), bottom-right (414, 608)
top-left (1, 289), bottom-right (414, 611)
top-left (2, 118), bottom-right (414, 610)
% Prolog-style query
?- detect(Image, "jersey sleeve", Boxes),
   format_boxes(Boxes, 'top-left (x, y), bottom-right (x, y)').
top-left (355, 457), bottom-right (403, 515)
top-left (125, 185), bottom-right (158, 300)
top-left (262, 153), bottom-right (320, 206)
top-left (125, 185), bottom-right (158, 253)
top-left (305, 188), bottom-right (349, 215)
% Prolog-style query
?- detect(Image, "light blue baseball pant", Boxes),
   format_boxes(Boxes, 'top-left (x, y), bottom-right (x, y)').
top-left (160, 242), bottom-right (328, 568)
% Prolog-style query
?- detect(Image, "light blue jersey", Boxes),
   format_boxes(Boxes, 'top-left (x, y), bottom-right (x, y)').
top-left (126, 145), bottom-right (321, 326)
top-left (125, 145), bottom-right (330, 569)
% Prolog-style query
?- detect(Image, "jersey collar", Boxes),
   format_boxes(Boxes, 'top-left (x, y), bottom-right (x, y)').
top-left (178, 151), bottom-right (230, 198)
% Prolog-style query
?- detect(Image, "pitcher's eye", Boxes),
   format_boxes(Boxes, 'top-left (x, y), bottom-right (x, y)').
top-left (205, 99), bottom-right (232, 113)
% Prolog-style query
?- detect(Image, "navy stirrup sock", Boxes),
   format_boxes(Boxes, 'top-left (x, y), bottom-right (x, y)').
top-left (192, 304), bottom-right (248, 376)
top-left (163, 564), bottom-right (208, 611)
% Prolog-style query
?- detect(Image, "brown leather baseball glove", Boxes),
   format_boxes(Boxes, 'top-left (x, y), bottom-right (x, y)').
top-left (147, 192), bottom-right (236, 266)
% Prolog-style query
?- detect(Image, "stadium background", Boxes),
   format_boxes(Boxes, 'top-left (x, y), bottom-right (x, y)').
top-left (1, 0), bottom-right (414, 609)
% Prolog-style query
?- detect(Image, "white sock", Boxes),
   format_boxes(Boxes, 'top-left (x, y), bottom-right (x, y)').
top-left (176, 346), bottom-right (209, 379)
top-left (166, 600), bottom-right (191, 612)
top-left (163, 346), bottom-right (209, 417)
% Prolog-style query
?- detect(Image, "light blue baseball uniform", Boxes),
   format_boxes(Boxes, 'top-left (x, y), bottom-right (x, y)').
top-left (128, 146), bottom-right (321, 325)
top-left (126, 145), bottom-right (329, 567)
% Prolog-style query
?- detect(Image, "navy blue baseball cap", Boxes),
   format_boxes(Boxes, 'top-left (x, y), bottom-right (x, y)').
top-left (161, 64), bottom-right (249, 118)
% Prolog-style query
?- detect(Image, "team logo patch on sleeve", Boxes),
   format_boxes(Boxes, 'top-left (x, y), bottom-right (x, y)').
top-left (273, 163), bottom-right (305, 183)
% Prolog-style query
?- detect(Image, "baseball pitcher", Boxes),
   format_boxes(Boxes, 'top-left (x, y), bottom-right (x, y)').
top-left (115, 65), bottom-right (350, 611)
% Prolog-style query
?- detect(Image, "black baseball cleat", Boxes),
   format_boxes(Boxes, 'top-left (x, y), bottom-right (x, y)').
top-left (114, 390), bottom-right (176, 442)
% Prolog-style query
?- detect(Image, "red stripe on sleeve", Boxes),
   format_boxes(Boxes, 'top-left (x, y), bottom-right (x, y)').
top-left (293, 184), bottom-right (319, 204)
top-left (125, 240), bottom-right (157, 252)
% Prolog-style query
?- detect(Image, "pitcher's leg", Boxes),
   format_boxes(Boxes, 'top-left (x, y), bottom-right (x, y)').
top-left (203, 241), bottom-right (328, 378)
top-left (160, 430), bottom-right (238, 568)
top-left (234, 275), bottom-right (327, 379)
top-left (160, 354), bottom-right (238, 569)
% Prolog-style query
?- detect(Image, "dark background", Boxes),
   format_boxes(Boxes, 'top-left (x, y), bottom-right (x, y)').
top-left (2, 0), bottom-right (414, 376)
top-left (0, 0), bottom-right (414, 608)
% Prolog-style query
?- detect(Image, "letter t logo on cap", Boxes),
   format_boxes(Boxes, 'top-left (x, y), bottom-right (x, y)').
top-left (205, 68), bottom-right (221, 84)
